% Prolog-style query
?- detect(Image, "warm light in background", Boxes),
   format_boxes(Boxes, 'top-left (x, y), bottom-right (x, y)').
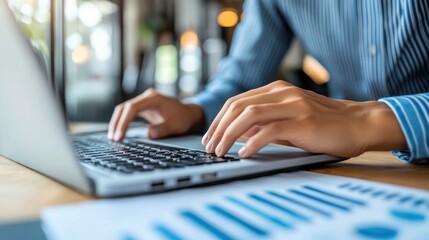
top-left (72, 45), bottom-right (90, 64)
top-left (180, 30), bottom-right (199, 48)
top-left (217, 8), bottom-right (238, 28)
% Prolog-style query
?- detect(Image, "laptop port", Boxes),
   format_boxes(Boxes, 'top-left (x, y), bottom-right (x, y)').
top-left (201, 172), bottom-right (217, 181)
top-left (177, 176), bottom-right (191, 186)
top-left (151, 180), bottom-right (165, 190)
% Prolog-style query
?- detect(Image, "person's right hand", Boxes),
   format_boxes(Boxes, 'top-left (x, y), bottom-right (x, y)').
top-left (108, 88), bottom-right (205, 141)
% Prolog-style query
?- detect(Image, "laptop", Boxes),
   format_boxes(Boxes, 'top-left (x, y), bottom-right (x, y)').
top-left (0, 2), bottom-right (344, 197)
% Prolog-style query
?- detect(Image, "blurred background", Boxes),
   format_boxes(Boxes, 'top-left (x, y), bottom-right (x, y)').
top-left (7, 0), bottom-right (329, 122)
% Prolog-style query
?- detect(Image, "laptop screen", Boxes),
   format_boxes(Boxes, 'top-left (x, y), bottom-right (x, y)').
top-left (6, 0), bottom-right (51, 77)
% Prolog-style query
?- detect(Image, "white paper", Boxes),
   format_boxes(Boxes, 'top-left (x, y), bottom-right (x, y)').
top-left (42, 171), bottom-right (429, 240)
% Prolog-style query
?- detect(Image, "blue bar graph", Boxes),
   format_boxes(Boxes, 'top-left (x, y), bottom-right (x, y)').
top-left (226, 196), bottom-right (292, 229)
top-left (267, 191), bottom-right (332, 218)
top-left (249, 194), bottom-right (311, 222)
top-left (41, 172), bottom-right (429, 240)
top-left (289, 189), bottom-right (350, 211)
top-left (180, 210), bottom-right (235, 240)
top-left (208, 204), bottom-right (269, 237)
top-left (154, 224), bottom-right (184, 240)
top-left (303, 186), bottom-right (367, 206)
top-left (147, 182), bottom-right (429, 240)
top-left (341, 182), bottom-right (429, 210)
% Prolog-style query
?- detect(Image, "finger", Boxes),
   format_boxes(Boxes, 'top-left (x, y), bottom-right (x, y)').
top-left (211, 86), bottom-right (315, 154)
top-left (206, 90), bottom-right (290, 153)
top-left (215, 102), bottom-right (297, 156)
top-left (113, 102), bottom-right (137, 141)
top-left (202, 82), bottom-right (281, 145)
top-left (148, 122), bottom-right (170, 139)
top-left (204, 81), bottom-right (296, 147)
top-left (238, 123), bottom-right (277, 158)
top-left (239, 120), bottom-right (297, 158)
top-left (240, 125), bottom-right (262, 140)
top-left (211, 85), bottom-right (320, 154)
top-left (109, 89), bottom-right (157, 140)
top-left (108, 104), bottom-right (124, 139)
top-left (113, 93), bottom-right (160, 141)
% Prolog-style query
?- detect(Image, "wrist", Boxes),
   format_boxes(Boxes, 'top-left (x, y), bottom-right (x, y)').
top-left (360, 101), bottom-right (407, 152)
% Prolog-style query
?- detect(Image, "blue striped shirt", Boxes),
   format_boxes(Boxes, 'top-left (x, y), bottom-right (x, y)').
top-left (186, 0), bottom-right (429, 163)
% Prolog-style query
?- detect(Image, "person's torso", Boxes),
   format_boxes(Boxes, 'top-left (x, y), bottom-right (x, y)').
top-left (277, 0), bottom-right (429, 100)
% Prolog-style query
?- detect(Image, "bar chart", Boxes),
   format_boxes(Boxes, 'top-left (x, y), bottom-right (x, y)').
top-left (144, 186), bottom-right (427, 239)
top-left (42, 172), bottom-right (429, 240)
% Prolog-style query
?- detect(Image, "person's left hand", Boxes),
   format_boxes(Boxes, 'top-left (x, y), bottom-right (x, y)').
top-left (202, 80), bottom-right (407, 158)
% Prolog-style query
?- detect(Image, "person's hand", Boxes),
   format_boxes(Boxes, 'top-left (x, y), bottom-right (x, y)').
top-left (108, 89), bottom-right (205, 141)
top-left (202, 80), bottom-right (407, 158)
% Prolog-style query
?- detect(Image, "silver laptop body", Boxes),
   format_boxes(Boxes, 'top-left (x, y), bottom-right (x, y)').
top-left (0, 1), bottom-right (343, 197)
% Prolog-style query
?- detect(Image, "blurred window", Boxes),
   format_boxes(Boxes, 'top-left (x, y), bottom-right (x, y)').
top-left (7, 0), bottom-right (51, 75)
top-left (64, 0), bottom-right (121, 121)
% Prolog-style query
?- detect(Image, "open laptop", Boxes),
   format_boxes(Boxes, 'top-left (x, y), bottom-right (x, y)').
top-left (0, 2), bottom-right (344, 197)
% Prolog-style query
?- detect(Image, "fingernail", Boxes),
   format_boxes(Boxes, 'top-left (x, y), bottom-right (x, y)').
top-left (206, 140), bottom-right (213, 153)
top-left (107, 132), bottom-right (113, 140)
top-left (202, 134), bottom-right (209, 145)
top-left (215, 145), bottom-right (224, 156)
top-left (238, 147), bottom-right (247, 157)
top-left (114, 131), bottom-right (121, 141)
top-left (149, 128), bottom-right (158, 139)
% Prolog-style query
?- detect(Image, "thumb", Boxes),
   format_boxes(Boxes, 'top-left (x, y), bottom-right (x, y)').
top-left (148, 123), bottom-right (171, 139)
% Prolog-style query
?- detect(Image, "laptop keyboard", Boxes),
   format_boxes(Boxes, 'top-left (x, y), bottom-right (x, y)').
top-left (73, 136), bottom-right (240, 174)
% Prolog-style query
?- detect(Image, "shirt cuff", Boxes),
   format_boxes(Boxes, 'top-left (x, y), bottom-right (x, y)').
top-left (379, 93), bottom-right (429, 164)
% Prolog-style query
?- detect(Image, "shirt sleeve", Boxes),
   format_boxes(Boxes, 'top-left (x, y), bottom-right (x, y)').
top-left (183, 0), bottom-right (293, 128)
top-left (379, 93), bottom-right (429, 164)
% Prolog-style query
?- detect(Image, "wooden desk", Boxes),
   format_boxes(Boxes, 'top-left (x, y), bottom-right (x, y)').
top-left (1, 136), bottom-right (429, 223)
